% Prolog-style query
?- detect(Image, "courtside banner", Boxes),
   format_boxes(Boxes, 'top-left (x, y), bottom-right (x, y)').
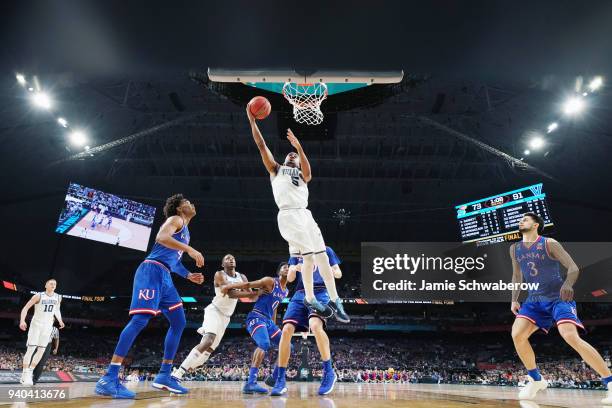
top-left (361, 242), bottom-right (612, 302)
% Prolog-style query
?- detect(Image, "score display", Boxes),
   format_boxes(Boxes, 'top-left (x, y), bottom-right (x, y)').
top-left (455, 183), bottom-right (553, 245)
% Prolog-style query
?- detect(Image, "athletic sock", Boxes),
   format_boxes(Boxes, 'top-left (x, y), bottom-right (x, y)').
top-left (277, 367), bottom-right (287, 382)
top-left (248, 367), bottom-right (259, 384)
top-left (159, 363), bottom-right (172, 375)
top-left (322, 359), bottom-right (332, 372)
top-left (527, 368), bottom-right (542, 381)
top-left (272, 366), bottom-right (279, 379)
top-left (106, 362), bottom-right (121, 378)
top-left (602, 375), bottom-right (612, 386)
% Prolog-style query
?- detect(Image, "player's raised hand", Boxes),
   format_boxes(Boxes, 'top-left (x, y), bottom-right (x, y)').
top-left (510, 301), bottom-right (520, 315)
top-left (286, 129), bottom-right (302, 151)
top-left (59, 321), bottom-right (65, 329)
top-left (188, 248), bottom-right (205, 268)
top-left (560, 283), bottom-right (574, 301)
top-left (188, 272), bottom-right (204, 285)
top-left (19, 321), bottom-right (27, 331)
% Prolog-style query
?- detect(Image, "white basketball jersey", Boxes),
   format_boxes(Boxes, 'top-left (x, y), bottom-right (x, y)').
top-left (271, 165), bottom-right (309, 210)
top-left (32, 292), bottom-right (60, 327)
top-left (211, 271), bottom-right (243, 316)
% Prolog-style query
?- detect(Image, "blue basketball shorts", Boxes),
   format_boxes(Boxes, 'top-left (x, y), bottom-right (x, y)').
top-left (129, 260), bottom-right (183, 316)
top-left (246, 311), bottom-right (282, 350)
top-left (516, 299), bottom-right (584, 333)
top-left (282, 288), bottom-right (329, 332)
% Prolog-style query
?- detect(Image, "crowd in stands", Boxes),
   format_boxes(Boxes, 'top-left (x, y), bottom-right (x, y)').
top-left (64, 183), bottom-right (155, 226)
top-left (1, 329), bottom-right (609, 390)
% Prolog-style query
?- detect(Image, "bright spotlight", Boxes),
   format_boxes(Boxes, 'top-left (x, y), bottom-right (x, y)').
top-left (16, 74), bottom-right (26, 85)
top-left (31, 92), bottom-right (52, 109)
top-left (547, 122), bottom-right (558, 133)
top-left (529, 137), bottom-right (545, 150)
top-left (69, 131), bottom-right (87, 147)
top-left (84, 145), bottom-right (90, 151)
top-left (524, 149), bottom-right (531, 155)
top-left (563, 97), bottom-right (585, 115)
top-left (589, 76), bottom-right (603, 91)
top-left (57, 117), bottom-right (68, 127)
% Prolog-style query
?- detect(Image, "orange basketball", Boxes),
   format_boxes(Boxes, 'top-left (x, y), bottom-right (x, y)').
top-left (248, 96), bottom-right (271, 120)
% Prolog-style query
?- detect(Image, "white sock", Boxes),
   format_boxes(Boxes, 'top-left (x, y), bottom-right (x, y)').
top-left (175, 348), bottom-right (210, 378)
top-left (314, 252), bottom-right (339, 301)
top-left (302, 255), bottom-right (315, 302)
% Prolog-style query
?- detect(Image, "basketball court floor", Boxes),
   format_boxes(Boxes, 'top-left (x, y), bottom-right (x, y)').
top-left (0, 381), bottom-right (608, 408)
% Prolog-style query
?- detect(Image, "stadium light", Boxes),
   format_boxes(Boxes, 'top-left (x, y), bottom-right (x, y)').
top-left (16, 74), bottom-right (26, 86)
top-left (563, 97), bottom-right (584, 116)
top-left (589, 76), bottom-right (603, 92)
top-left (524, 149), bottom-right (530, 155)
top-left (84, 145), bottom-right (90, 151)
top-left (57, 117), bottom-right (68, 127)
top-left (69, 130), bottom-right (87, 147)
top-left (547, 122), bottom-right (558, 133)
top-left (529, 137), bottom-right (545, 150)
top-left (31, 92), bottom-right (52, 110)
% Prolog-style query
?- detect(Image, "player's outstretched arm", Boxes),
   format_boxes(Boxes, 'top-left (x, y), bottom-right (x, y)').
top-left (286, 129), bottom-right (311, 182)
top-left (215, 272), bottom-right (259, 299)
top-left (247, 104), bottom-right (279, 175)
top-left (509, 243), bottom-right (522, 315)
top-left (156, 215), bottom-right (204, 268)
top-left (547, 238), bottom-right (579, 301)
top-left (220, 277), bottom-right (274, 294)
top-left (19, 294), bottom-right (40, 331)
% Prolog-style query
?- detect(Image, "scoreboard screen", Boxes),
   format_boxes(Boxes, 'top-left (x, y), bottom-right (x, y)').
top-left (455, 183), bottom-right (553, 245)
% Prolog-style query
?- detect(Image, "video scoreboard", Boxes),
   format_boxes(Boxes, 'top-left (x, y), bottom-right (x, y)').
top-left (455, 183), bottom-right (553, 245)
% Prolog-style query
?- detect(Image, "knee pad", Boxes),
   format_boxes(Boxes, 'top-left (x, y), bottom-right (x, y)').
top-left (129, 313), bottom-right (151, 330)
top-left (258, 340), bottom-right (271, 352)
top-left (167, 308), bottom-right (186, 330)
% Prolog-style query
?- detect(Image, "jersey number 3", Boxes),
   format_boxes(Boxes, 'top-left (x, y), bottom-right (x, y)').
top-left (44, 304), bottom-right (54, 312)
top-left (527, 261), bottom-right (539, 277)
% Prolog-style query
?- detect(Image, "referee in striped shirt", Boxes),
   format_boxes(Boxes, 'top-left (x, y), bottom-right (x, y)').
top-left (32, 324), bottom-right (60, 384)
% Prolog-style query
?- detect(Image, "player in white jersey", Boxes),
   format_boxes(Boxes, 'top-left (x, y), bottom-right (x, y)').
top-left (246, 104), bottom-right (349, 323)
top-left (18, 279), bottom-right (65, 386)
top-left (172, 254), bottom-right (259, 380)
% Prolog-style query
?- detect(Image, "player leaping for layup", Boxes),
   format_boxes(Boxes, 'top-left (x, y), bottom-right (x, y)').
top-left (246, 103), bottom-right (349, 323)
top-left (96, 194), bottom-right (205, 399)
top-left (510, 212), bottom-right (612, 404)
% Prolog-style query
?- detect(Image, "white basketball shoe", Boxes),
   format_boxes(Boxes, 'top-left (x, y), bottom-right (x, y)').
top-left (518, 377), bottom-right (547, 400)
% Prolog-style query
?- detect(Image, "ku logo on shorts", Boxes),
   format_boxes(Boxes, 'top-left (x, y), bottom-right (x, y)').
top-left (138, 289), bottom-right (156, 301)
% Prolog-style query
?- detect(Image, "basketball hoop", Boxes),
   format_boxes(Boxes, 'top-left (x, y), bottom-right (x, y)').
top-left (282, 82), bottom-right (328, 125)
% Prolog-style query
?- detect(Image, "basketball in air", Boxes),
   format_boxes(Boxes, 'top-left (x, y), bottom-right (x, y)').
top-left (248, 96), bottom-right (271, 120)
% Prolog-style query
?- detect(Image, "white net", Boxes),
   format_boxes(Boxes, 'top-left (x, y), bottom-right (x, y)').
top-left (282, 82), bottom-right (328, 125)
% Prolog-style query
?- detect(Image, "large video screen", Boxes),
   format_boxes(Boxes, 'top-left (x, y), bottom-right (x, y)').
top-left (455, 183), bottom-right (553, 245)
top-left (55, 183), bottom-right (156, 252)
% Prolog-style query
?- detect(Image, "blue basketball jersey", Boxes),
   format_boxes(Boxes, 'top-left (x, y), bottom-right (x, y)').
top-left (515, 236), bottom-right (563, 300)
top-left (289, 246), bottom-right (341, 292)
top-left (252, 278), bottom-right (289, 319)
top-left (146, 219), bottom-right (190, 275)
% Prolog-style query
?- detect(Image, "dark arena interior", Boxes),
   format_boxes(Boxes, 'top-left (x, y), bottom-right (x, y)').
top-left (1, 2), bottom-right (612, 407)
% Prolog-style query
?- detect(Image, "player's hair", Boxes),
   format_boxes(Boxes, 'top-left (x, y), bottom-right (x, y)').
top-left (45, 278), bottom-right (56, 284)
top-left (277, 262), bottom-right (288, 276)
top-left (523, 212), bottom-right (544, 234)
top-left (163, 194), bottom-right (185, 218)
